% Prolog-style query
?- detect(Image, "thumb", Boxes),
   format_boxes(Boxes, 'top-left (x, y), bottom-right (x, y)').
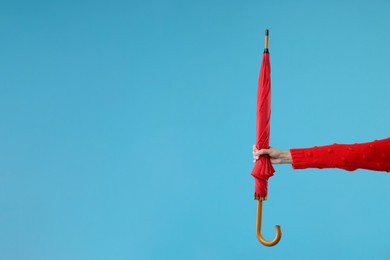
top-left (259, 148), bottom-right (271, 155)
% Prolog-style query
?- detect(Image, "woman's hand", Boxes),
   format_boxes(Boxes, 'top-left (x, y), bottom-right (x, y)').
top-left (253, 145), bottom-right (292, 164)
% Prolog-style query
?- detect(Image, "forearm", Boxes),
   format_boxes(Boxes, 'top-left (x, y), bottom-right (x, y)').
top-left (290, 138), bottom-right (390, 172)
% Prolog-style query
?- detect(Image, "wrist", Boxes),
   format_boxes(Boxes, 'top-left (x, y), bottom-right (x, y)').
top-left (281, 151), bottom-right (292, 164)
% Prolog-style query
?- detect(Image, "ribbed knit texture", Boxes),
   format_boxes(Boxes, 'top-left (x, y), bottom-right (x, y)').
top-left (290, 137), bottom-right (390, 172)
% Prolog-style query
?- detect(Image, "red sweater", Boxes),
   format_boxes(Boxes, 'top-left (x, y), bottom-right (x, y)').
top-left (290, 138), bottom-right (390, 172)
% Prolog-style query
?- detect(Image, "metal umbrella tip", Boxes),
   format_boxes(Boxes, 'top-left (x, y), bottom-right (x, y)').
top-left (265, 29), bottom-right (269, 36)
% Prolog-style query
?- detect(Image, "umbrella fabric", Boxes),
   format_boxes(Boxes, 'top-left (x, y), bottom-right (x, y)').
top-left (251, 51), bottom-right (275, 201)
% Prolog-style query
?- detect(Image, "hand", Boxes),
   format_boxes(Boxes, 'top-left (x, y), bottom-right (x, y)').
top-left (253, 145), bottom-right (292, 164)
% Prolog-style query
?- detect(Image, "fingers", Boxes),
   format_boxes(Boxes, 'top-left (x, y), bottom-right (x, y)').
top-left (253, 144), bottom-right (259, 161)
top-left (253, 148), bottom-right (271, 161)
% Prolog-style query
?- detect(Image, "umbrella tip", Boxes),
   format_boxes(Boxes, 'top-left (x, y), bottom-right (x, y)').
top-left (264, 29), bottom-right (269, 53)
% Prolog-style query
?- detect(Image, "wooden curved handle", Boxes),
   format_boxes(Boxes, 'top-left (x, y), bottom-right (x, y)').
top-left (256, 200), bottom-right (282, 247)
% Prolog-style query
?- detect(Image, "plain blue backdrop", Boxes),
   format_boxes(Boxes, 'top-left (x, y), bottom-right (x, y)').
top-left (1, 0), bottom-right (390, 259)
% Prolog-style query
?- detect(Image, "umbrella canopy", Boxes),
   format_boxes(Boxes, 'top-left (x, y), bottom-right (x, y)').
top-left (251, 31), bottom-right (275, 201)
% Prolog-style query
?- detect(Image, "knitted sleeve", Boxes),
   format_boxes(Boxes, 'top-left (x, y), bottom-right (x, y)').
top-left (290, 137), bottom-right (390, 172)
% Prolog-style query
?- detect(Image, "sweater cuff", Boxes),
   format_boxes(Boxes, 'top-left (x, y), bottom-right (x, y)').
top-left (290, 148), bottom-right (308, 169)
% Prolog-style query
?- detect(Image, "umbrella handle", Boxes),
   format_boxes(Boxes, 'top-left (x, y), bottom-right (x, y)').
top-left (256, 200), bottom-right (282, 246)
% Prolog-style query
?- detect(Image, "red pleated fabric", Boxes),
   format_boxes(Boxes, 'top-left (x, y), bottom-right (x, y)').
top-left (251, 52), bottom-right (275, 201)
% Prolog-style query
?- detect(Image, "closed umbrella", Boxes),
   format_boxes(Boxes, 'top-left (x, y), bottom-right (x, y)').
top-left (251, 29), bottom-right (282, 246)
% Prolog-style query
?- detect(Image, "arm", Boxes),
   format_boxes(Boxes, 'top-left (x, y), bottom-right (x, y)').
top-left (290, 138), bottom-right (390, 172)
top-left (253, 137), bottom-right (390, 172)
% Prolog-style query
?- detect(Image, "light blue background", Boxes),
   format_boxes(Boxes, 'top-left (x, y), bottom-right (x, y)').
top-left (1, 0), bottom-right (390, 259)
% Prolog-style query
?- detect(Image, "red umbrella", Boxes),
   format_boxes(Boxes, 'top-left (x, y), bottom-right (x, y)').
top-left (251, 29), bottom-right (282, 246)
